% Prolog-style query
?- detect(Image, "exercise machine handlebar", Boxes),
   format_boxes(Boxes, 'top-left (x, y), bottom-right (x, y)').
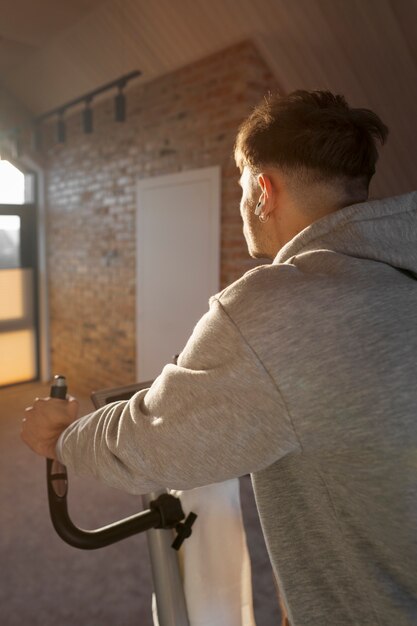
top-left (46, 375), bottom-right (189, 550)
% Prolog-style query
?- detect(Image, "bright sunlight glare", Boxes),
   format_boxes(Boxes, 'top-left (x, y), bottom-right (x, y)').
top-left (0, 215), bottom-right (20, 230)
top-left (0, 161), bottom-right (25, 204)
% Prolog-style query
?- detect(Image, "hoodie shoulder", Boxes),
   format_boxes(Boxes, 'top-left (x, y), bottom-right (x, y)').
top-left (214, 263), bottom-right (299, 320)
top-left (276, 191), bottom-right (417, 266)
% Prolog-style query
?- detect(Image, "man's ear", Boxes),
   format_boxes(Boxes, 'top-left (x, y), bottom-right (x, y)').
top-left (256, 172), bottom-right (282, 223)
top-left (257, 173), bottom-right (273, 201)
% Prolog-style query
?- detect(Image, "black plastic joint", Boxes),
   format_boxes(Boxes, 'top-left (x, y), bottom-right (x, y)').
top-left (150, 493), bottom-right (185, 529)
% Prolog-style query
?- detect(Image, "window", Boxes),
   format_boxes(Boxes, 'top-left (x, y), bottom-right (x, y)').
top-left (0, 160), bottom-right (36, 386)
top-left (0, 215), bottom-right (21, 269)
top-left (0, 160), bottom-right (25, 204)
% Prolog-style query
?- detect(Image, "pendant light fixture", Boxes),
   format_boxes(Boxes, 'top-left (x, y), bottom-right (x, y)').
top-left (83, 98), bottom-right (93, 133)
top-left (114, 82), bottom-right (126, 122)
top-left (57, 110), bottom-right (66, 144)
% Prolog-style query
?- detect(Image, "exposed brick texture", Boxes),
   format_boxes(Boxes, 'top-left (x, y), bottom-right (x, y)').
top-left (43, 41), bottom-right (278, 393)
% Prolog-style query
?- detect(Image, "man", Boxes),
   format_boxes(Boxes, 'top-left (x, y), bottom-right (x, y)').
top-left (22, 90), bottom-right (417, 625)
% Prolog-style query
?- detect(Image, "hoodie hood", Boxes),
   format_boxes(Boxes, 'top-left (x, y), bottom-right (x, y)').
top-left (275, 191), bottom-right (417, 278)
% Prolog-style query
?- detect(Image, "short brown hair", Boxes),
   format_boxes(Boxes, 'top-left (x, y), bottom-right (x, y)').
top-left (234, 90), bottom-right (389, 187)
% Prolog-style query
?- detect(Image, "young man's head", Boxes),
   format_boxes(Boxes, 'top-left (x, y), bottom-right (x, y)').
top-left (234, 90), bottom-right (389, 259)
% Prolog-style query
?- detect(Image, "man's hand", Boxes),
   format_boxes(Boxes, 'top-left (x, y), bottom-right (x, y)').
top-left (21, 396), bottom-right (79, 459)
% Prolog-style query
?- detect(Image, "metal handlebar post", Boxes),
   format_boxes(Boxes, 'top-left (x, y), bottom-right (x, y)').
top-left (46, 375), bottom-right (195, 625)
top-left (143, 492), bottom-right (190, 626)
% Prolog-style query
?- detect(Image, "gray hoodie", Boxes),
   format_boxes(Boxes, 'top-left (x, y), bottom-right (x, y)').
top-left (58, 191), bottom-right (417, 626)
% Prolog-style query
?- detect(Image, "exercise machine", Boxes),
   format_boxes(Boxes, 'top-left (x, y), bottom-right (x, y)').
top-left (46, 375), bottom-right (197, 626)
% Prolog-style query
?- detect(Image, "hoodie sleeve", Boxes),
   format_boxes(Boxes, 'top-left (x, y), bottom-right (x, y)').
top-left (57, 297), bottom-right (298, 494)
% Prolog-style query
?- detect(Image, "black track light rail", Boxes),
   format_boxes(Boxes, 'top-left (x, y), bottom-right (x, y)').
top-left (34, 70), bottom-right (141, 123)
top-left (0, 70), bottom-right (141, 151)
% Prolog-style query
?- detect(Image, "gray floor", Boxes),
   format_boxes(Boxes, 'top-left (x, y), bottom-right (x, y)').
top-left (0, 381), bottom-right (280, 625)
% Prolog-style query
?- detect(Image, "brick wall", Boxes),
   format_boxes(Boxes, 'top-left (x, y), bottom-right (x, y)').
top-left (44, 41), bottom-right (278, 393)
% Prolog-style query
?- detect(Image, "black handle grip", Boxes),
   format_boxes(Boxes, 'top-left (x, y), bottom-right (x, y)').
top-left (47, 376), bottom-right (69, 499)
top-left (50, 374), bottom-right (67, 399)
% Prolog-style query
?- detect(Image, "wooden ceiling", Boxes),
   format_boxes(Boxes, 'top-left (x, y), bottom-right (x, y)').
top-left (1, 0), bottom-right (416, 196)
top-left (0, 0), bottom-right (105, 69)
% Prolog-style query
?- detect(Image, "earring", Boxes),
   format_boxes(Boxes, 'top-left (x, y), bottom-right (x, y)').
top-left (259, 213), bottom-right (270, 223)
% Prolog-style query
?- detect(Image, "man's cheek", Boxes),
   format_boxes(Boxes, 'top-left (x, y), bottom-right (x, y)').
top-left (242, 223), bottom-right (248, 242)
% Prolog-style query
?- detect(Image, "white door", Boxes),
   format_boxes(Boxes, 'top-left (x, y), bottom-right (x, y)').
top-left (136, 166), bottom-right (220, 380)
